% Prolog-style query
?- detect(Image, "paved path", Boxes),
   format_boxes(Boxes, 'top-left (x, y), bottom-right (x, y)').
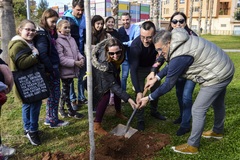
top-left (223, 49), bottom-right (240, 52)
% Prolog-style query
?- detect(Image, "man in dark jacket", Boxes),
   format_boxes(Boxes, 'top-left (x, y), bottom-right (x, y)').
top-left (129, 21), bottom-right (166, 131)
top-left (61, 0), bottom-right (87, 109)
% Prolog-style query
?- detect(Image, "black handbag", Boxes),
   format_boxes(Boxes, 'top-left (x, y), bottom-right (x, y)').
top-left (12, 48), bottom-right (50, 104)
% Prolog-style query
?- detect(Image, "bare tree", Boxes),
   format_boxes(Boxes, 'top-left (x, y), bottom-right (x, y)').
top-left (189, 0), bottom-right (194, 28)
top-left (208, 0), bottom-right (214, 34)
top-left (0, 0), bottom-right (15, 64)
top-left (173, 0), bottom-right (178, 12)
top-left (84, 0), bottom-right (95, 160)
top-left (111, 0), bottom-right (119, 29)
top-left (204, 0), bottom-right (209, 34)
top-left (197, 0), bottom-right (203, 35)
top-left (152, 0), bottom-right (159, 29)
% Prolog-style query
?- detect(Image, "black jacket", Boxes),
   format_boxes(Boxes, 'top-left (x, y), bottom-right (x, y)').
top-left (91, 39), bottom-right (130, 107)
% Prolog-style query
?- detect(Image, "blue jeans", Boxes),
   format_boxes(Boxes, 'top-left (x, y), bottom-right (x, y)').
top-left (121, 59), bottom-right (130, 91)
top-left (176, 78), bottom-right (196, 128)
top-left (70, 66), bottom-right (86, 102)
top-left (22, 100), bottom-right (42, 132)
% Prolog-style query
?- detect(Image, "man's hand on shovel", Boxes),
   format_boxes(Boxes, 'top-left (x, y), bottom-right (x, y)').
top-left (128, 98), bottom-right (138, 109)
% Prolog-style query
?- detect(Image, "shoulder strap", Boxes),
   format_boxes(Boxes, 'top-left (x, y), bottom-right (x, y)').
top-left (14, 48), bottom-right (32, 63)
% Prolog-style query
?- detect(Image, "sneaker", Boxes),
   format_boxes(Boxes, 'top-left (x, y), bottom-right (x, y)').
top-left (24, 130), bottom-right (29, 137)
top-left (27, 131), bottom-right (41, 146)
top-left (68, 111), bottom-right (84, 119)
top-left (50, 120), bottom-right (69, 128)
top-left (150, 111), bottom-right (166, 120)
top-left (202, 130), bottom-right (223, 139)
top-left (0, 144), bottom-right (16, 156)
top-left (137, 121), bottom-right (145, 131)
top-left (78, 99), bottom-right (88, 105)
top-left (173, 117), bottom-right (182, 124)
top-left (176, 127), bottom-right (191, 136)
top-left (171, 143), bottom-right (198, 154)
top-left (71, 101), bottom-right (79, 111)
top-left (44, 121), bottom-right (50, 126)
top-left (59, 109), bottom-right (68, 118)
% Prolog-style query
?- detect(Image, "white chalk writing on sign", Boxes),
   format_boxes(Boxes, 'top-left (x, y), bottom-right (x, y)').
top-left (18, 72), bottom-right (48, 98)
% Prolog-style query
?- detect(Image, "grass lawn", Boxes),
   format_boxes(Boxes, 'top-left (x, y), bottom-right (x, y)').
top-left (1, 35), bottom-right (240, 160)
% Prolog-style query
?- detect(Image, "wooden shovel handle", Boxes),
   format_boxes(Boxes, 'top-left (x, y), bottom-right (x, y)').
top-left (143, 88), bottom-right (148, 97)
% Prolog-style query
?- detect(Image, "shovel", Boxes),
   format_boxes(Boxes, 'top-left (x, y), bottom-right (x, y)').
top-left (110, 89), bottom-right (148, 138)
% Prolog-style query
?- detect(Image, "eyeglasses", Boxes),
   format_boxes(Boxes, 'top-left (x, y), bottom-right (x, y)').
top-left (140, 35), bottom-right (152, 41)
top-left (108, 50), bottom-right (122, 56)
top-left (23, 28), bottom-right (36, 33)
top-left (171, 19), bottom-right (185, 24)
top-left (155, 45), bottom-right (167, 53)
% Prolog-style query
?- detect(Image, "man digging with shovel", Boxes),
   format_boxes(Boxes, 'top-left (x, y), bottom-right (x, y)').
top-left (139, 29), bottom-right (234, 154)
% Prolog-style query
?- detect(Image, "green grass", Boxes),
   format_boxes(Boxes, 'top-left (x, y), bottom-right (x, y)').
top-left (1, 35), bottom-right (240, 160)
top-left (201, 35), bottom-right (240, 49)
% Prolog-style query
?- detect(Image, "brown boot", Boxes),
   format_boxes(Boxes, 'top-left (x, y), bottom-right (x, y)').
top-left (115, 112), bottom-right (128, 120)
top-left (94, 122), bottom-right (107, 136)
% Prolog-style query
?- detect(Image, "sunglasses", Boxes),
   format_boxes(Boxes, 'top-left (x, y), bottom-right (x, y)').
top-left (171, 19), bottom-right (185, 24)
top-left (108, 50), bottom-right (122, 56)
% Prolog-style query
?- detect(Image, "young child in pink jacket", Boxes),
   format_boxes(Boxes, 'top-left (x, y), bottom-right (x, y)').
top-left (56, 19), bottom-right (85, 119)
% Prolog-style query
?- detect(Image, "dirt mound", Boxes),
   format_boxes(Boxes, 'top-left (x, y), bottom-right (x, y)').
top-left (42, 132), bottom-right (170, 160)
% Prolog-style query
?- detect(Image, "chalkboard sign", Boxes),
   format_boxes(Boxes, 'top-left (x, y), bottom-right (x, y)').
top-left (13, 65), bottom-right (50, 104)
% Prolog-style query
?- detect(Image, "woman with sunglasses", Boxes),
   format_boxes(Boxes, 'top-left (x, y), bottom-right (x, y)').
top-left (91, 38), bottom-right (137, 135)
top-left (168, 12), bottom-right (197, 136)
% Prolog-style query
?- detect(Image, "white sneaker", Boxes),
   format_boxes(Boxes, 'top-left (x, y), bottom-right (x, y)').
top-left (50, 120), bottom-right (69, 128)
top-left (0, 144), bottom-right (16, 156)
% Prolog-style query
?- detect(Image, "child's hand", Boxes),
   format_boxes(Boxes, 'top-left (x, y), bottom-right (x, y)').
top-left (74, 61), bottom-right (84, 68)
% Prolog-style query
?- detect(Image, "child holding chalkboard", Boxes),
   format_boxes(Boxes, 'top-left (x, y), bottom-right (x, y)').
top-left (56, 19), bottom-right (85, 119)
top-left (8, 19), bottom-right (42, 146)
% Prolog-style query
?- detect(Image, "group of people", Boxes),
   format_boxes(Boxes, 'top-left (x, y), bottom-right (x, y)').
top-left (2, 0), bottom-right (234, 156)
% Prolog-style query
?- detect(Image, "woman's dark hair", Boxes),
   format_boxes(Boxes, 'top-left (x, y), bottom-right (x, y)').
top-left (105, 16), bottom-right (115, 24)
top-left (105, 38), bottom-right (125, 63)
top-left (167, 11), bottom-right (197, 36)
top-left (91, 15), bottom-right (104, 33)
top-left (72, 0), bottom-right (84, 8)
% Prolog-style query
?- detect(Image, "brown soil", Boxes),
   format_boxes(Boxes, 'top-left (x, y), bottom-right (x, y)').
top-left (41, 132), bottom-right (170, 160)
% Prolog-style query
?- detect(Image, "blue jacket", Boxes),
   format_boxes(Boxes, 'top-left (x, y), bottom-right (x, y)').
top-left (62, 10), bottom-right (86, 54)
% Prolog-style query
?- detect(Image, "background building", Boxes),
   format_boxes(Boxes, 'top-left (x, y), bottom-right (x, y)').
top-left (161, 0), bottom-right (240, 35)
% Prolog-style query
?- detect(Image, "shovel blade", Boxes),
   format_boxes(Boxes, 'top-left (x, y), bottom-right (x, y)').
top-left (110, 124), bottom-right (138, 138)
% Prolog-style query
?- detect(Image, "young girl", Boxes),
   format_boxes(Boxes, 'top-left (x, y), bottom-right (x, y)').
top-left (104, 16), bottom-right (120, 39)
top-left (104, 16), bottom-right (120, 106)
top-left (92, 38), bottom-right (138, 135)
top-left (91, 15), bottom-right (110, 45)
top-left (8, 19), bottom-right (42, 145)
top-left (34, 9), bottom-right (69, 128)
top-left (56, 19), bottom-right (85, 119)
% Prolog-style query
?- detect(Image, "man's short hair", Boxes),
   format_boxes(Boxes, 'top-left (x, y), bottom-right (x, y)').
top-left (141, 21), bottom-right (156, 33)
top-left (121, 12), bottom-right (131, 19)
top-left (153, 30), bottom-right (171, 45)
top-left (72, 0), bottom-right (84, 8)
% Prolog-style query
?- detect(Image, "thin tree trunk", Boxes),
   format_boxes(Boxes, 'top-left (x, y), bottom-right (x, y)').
top-left (189, 0), bottom-right (194, 28)
top-left (111, 0), bottom-right (119, 29)
top-left (204, 0), bottom-right (209, 34)
top-left (173, 0), bottom-right (178, 12)
top-left (0, 0), bottom-right (15, 64)
top-left (208, 0), bottom-right (214, 34)
top-left (152, 0), bottom-right (159, 29)
top-left (197, 0), bottom-right (203, 35)
top-left (84, 1), bottom-right (95, 160)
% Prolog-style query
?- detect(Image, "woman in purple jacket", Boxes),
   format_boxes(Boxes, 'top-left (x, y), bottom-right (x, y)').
top-left (56, 20), bottom-right (85, 119)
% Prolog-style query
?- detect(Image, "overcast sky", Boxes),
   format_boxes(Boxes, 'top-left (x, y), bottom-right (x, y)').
top-left (35, 0), bottom-right (71, 7)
